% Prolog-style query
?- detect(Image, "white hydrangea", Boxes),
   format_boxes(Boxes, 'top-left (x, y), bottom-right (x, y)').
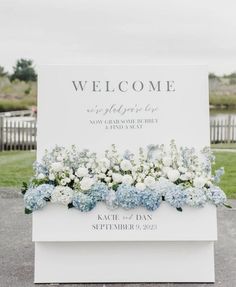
top-left (193, 176), bottom-right (207, 188)
top-left (122, 174), bottom-right (133, 185)
top-left (80, 177), bottom-right (94, 191)
top-left (120, 159), bottom-right (133, 171)
top-left (76, 167), bottom-right (89, 177)
top-left (144, 176), bottom-right (156, 189)
top-left (51, 186), bottom-right (74, 205)
top-left (112, 173), bottom-right (123, 183)
top-left (167, 169), bottom-right (180, 182)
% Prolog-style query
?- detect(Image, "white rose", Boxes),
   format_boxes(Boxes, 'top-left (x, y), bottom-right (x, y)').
top-left (49, 173), bottom-right (55, 181)
top-left (80, 177), bottom-right (94, 191)
top-left (51, 162), bottom-right (64, 172)
top-left (135, 182), bottom-right (146, 191)
top-left (122, 174), bottom-right (133, 185)
top-left (167, 169), bottom-right (180, 182)
top-left (112, 173), bottom-right (123, 183)
top-left (144, 176), bottom-right (156, 189)
top-left (120, 159), bottom-right (133, 171)
top-left (193, 177), bottom-right (206, 188)
top-left (178, 166), bottom-right (187, 173)
top-left (162, 157), bottom-right (172, 167)
top-left (185, 172), bottom-right (193, 179)
top-left (76, 167), bottom-right (88, 177)
top-left (37, 173), bottom-right (45, 180)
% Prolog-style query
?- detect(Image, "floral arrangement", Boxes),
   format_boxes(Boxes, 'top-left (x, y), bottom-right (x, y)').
top-left (22, 141), bottom-right (230, 214)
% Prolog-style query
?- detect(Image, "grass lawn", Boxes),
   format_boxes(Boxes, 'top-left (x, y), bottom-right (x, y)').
top-left (0, 150), bottom-right (235, 199)
top-left (0, 151), bottom-right (36, 188)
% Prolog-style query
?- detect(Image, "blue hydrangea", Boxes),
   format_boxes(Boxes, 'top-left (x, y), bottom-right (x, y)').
top-left (140, 189), bottom-right (162, 211)
top-left (164, 185), bottom-right (187, 208)
top-left (105, 189), bottom-right (118, 209)
top-left (88, 182), bottom-right (109, 202)
top-left (24, 184), bottom-right (54, 212)
top-left (116, 184), bottom-right (141, 209)
top-left (154, 177), bottom-right (175, 196)
top-left (185, 187), bottom-right (207, 207)
top-left (72, 193), bottom-right (96, 212)
top-left (206, 186), bottom-right (227, 206)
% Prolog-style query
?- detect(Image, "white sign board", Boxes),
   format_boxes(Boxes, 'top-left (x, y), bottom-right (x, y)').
top-left (34, 65), bottom-right (215, 283)
top-left (37, 65), bottom-right (209, 159)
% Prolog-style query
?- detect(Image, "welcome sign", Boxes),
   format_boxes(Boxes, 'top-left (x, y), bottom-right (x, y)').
top-left (34, 65), bottom-right (216, 283)
top-left (37, 65), bottom-right (209, 158)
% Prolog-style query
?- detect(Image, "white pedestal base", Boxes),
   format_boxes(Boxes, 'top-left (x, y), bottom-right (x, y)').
top-left (35, 241), bottom-right (215, 283)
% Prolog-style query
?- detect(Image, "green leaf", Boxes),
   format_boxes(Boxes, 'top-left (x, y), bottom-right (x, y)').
top-left (25, 208), bottom-right (32, 214)
top-left (176, 207), bottom-right (183, 212)
top-left (223, 203), bottom-right (232, 209)
top-left (21, 182), bottom-right (28, 195)
top-left (68, 203), bottom-right (74, 209)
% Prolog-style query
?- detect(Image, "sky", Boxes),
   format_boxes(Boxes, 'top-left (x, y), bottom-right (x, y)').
top-left (0, 0), bottom-right (236, 75)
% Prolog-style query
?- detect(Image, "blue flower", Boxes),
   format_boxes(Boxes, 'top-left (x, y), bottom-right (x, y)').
top-left (88, 182), bottom-right (109, 202)
top-left (140, 189), bottom-right (162, 211)
top-left (154, 177), bottom-right (175, 196)
top-left (24, 184), bottom-right (54, 212)
top-left (72, 193), bottom-right (96, 212)
top-left (206, 186), bottom-right (226, 206)
top-left (116, 184), bottom-right (140, 209)
top-left (185, 187), bottom-right (206, 207)
top-left (105, 189), bottom-right (118, 209)
top-left (164, 185), bottom-right (187, 208)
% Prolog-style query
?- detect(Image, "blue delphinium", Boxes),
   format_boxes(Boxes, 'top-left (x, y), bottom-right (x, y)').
top-left (140, 189), bottom-right (162, 211)
top-left (213, 167), bottom-right (225, 184)
top-left (24, 184), bottom-right (54, 212)
top-left (164, 184), bottom-right (187, 209)
top-left (72, 193), bottom-right (96, 212)
top-left (88, 182), bottom-right (109, 202)
top-left (33, 161), bottom-right (48, 177)
top-left (185, 187), bottom-right (207, 208)
top-left (116, 184), bottom-right (140, 209)
top-left (206, 186), bottom-right (226, 206)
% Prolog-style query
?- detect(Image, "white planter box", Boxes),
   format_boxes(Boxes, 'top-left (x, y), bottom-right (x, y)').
top-left (33, 203), bottom-right (217, 283)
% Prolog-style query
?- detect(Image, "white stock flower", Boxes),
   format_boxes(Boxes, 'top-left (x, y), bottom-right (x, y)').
top-left (167, 169), bottom-right (180, 182)
top-left (51, 162), bottom-right (64, 172)
top-left (135, 182), bottom-right (146, 191)
top-left (162, 156), bottom-right (172, 167)
top-left (112, 173), bottom-right (123, 183)
top-left (120, 159), bottom-right (133, 171)
top-left (51, 186), bottom-right (74, 205)
top-left (193, 177), bottom-right (206, 188)
top-left (80, 177), bottom-right (94, 191)
top-left (76, 167), bottom-right (89, 177)
top-left (144, 176), bottom-right (156, 189)
top-left (98, 158), bottom-right (110, 169)
top-left (122, 174), bottom-right (133, 185)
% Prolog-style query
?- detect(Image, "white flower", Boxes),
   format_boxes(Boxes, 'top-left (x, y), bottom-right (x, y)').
top-left (193, 177), bottom-right (206, 188)
top-left (167, 169), bottom-right (180, 182)
top-left (144, 176), bottom-right (156, 189)
top-left (120, 159), bottom-right (133, 171)
top-left (69, 173), bottom-right (75, 180)
top-left (76, 167), bottom-right (88, 177)
top-left (60, 178), bottom-right (67, 186)
top-left (74, 177), bottom-right (79, 183)
top-left (112, 173), bottom-right (123, 183)
top-left (178, 166), bottom-right (187, 173)
top-left (162, 156), bottom-right (172, 167)
top-left (98, 158), bottom-right (110, 169)
top-left (51, 162), bottom-right (64, 172)
top-left (135, 182), bottom-right (146, 191)
top-left (49, 173), bottom-right (55, 181)
top-left (37, 173), bottom-right (45, 180)
top-left (105, 176), bottom-right (111, 183)
top-left (122, 174), bottom-right (133, 185)
top-left (51, 186), bottom-right (74, 205)
top-left (80, 177), bottom-right (94, 191)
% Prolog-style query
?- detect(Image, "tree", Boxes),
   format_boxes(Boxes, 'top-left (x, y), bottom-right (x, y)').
top-left (0, 66), bottom-right (8, 77)
top-left (10, 59), bottom-right (37, 82)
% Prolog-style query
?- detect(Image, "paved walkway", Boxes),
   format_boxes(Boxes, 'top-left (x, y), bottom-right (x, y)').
top-left (0, 188), bottom-right (235, 287)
